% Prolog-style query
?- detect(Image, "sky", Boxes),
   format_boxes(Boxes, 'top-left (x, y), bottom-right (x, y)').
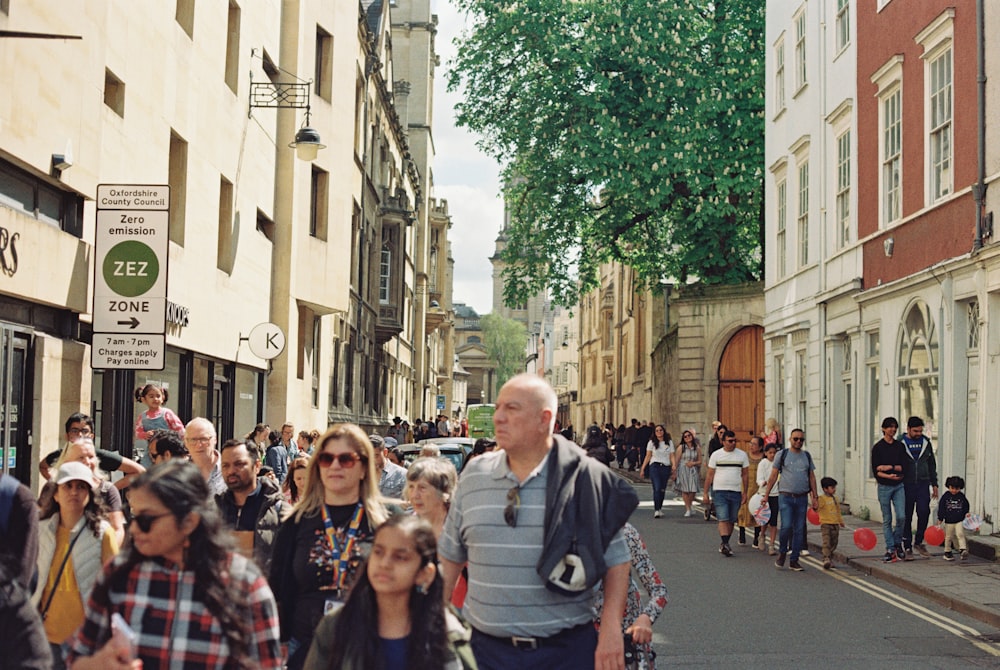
top-left (431, 0), bottom-right (504, 316)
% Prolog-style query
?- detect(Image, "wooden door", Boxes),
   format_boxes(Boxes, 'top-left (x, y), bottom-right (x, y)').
top-left (718, 326), bottom-right (764, 446)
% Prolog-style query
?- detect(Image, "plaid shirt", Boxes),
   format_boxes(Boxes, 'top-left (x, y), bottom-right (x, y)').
top-left (67, 551), bottom-right (281, 669)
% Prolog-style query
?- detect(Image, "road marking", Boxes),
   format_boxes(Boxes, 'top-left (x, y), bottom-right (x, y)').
top-left (799, 555), bottom-right (1000, 656)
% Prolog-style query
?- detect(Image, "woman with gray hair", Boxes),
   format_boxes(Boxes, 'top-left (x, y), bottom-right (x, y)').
top-left (405, 457), bottom-right (457, 539)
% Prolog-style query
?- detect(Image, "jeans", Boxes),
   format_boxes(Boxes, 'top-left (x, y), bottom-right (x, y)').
top-left (903, 481), bottom-right (932, 549)
top-left (713, 489), bottom-right (742, 523)
top-left (649, 462), bottom-right (671, 511)
top-left (778, 494), bottom-right (808, 561)
top-left (877, 482), bottom-right (906, 551)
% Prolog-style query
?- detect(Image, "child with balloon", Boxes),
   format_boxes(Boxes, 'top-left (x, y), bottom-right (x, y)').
top-left (816, 477), bottom-right (845, 569)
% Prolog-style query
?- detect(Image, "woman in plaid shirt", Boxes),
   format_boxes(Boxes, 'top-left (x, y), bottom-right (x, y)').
top-left (67, 460), bottom-right (282, 669)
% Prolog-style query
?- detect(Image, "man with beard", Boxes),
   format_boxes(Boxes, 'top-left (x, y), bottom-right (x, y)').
top-left (216, 439), bottom-right (286, 573)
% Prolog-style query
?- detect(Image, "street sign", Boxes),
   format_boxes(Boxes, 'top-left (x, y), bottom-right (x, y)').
top-left (93, 210), bottom-right (168, 332)
top-left (247, 322), bottom-right (286, 360)
top-left (436, 394), bottom-right (446, 411)
top-left (92, 333), bottom-right (165, 369)
top-left (92, 185), bottom-right (169, 370)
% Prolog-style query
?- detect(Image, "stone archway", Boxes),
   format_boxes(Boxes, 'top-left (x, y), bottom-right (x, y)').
top-left (717, 325), bottom-right (765, 444)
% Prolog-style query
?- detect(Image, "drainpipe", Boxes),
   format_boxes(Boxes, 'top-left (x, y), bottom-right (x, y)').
top-left (973, 0), bottom-right (986, 250)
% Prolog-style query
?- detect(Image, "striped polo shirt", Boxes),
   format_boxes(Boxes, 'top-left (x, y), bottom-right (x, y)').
top-left (439, 449), bottom-right (629, 638)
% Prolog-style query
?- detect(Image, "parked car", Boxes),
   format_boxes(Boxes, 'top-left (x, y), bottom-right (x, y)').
top-left (396, 437), bottom-right (475, 472)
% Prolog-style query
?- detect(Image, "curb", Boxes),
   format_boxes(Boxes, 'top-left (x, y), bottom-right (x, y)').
top-left (812, 538), bottom-right (1000, 631)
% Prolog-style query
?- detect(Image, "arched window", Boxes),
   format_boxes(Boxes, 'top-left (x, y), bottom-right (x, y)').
top-left (898, 301), bottom-right (938, 434)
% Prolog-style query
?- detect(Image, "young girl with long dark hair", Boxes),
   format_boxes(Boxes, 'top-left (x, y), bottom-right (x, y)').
top-left (303, 515), bottom-right (475, 670)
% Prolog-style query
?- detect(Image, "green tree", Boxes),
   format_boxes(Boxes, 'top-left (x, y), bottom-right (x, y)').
top-left (480, 313), bottom-right (529, 389)
top-left (449, 0), bottom-right (765, 306)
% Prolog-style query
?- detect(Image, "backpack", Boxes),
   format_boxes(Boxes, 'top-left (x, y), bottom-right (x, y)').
top-left (774, 447), bottom-right (814, 473)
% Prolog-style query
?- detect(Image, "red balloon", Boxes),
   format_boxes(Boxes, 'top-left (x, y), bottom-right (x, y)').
top-left (853, 527), bottom-right (878, 551)
top-left (807, 508), bottom-right (820, 525)
top-left (924, 525), bottom-right (945, 547)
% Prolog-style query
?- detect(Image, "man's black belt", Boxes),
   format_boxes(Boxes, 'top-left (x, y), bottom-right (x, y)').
top-left (473, 622), bottom-right (591, 650)
top-left (780, 491), bottom-right (809, 497)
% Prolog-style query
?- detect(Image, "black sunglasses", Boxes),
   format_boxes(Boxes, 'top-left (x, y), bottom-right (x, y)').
top-left (131, 511), bottom-right (172, 533)
top-left (317, 452), bottom-right (362, 468)
top-left (504, 486), bottom-right (520, 528)
top-left (791, 436), bottom-right (805, 442)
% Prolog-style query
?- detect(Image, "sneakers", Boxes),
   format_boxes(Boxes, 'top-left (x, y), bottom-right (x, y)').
top-left (914, 543), bottom-right (930, 557)
top-left (883, 551), bottom-right (897, 563)
top-left (789, 560), bottom-right (804, 571)
top-left (823, 560), bottom-right (832, 570)
top-left (738, 538), bottom-right (747, 546)
top-left (943, 552), bottom-right (954, 561)
top-left (774, 553), bottom-right (786, 568)
top-left (896, 546), bottom-right (906, 561)
top-left (768, 546), bottom-right (778, 556)
top-left (961, 549), bottom-right (969, 561)
top-left (683, 509), bottom-right (692, 518)
top-left (720, 543), bottom-right (733, 557)
top-left (653, 510), bottom-right (663, 518)
top-left (800, 549), bottom-right (810, 557)
top-left (903, 549), bottom-right (915, 561)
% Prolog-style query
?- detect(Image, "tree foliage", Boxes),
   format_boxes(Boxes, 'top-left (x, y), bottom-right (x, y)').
top-left (448, 0), bottom-right (765, 306)
top-left (480, 312), bottom-right (528, 389)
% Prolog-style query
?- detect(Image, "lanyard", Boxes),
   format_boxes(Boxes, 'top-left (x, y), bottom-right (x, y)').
top-left (321, 503), bottom-right (365, 591)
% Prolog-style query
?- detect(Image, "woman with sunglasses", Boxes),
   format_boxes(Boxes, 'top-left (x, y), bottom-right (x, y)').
top-left (269, 424), bottom-right (391, 670)
top-left (66, 460), bottom-right (282, 669)
top-left (673, 429), bottom-right (702, 517)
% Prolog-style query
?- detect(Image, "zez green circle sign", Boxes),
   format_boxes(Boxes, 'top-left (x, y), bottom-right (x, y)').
top-left (102, 241), bottom-right (160, 297)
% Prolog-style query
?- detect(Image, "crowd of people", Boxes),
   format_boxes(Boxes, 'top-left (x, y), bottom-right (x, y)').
top-left (0, 376), bottom-right (669, 670)
top-left (3, 371), bottom-right (968, 670)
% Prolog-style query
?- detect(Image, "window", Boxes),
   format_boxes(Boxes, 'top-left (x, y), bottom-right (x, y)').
top-left (797, 161), bottom-right (809, 267)
top-left (842, 336), bottom-right (853, 456)
top-left (967, 301), bottom-right (980, 349)
top-left (794, 10), bottom-right (807, 91)
top-left (0, 159), bottom-right (83, 237)
top-left (776, 179), bottom-right (787, 278)
top-left (354, 74), bottom-right (365, 158)
top-left (774, 40), bottom-right (786, 113)
top-left (898, 302), bottom-right (939, 436)
top-left (104, 69), bottom-right (125, 117)
top-left (835, 0), bottom-right (850, 52)
top-left (379, 245), bottom-right (391, 304)
top-left (224, 1), bottom-right (241, 93)
top-left (866, 332), bottom-right (880, 448)
top-left (168, 131), bottom-right (188, 245)
top-left (310, 166), bottom-right (328, 239)
top-left (330, 336), bottom-right (341, 409)
top-left (316, 27), bottom-right (333, 101)
top-left (928, 48), bottom-right (952, 201)
top-left (774, 355), bottom-right (786, 431)
top-left (217, 176), bottom-right (234, 273)
top-left (175, 0), bottom-right (194, 37)
top-left (836, 131), bottom-right (851, 248)
top-left (882, 88), bottom-right (902, 224)
top-left (796, 349), bottom-right (807, 430)
top-left (311, 316), bottom-right (321, 408)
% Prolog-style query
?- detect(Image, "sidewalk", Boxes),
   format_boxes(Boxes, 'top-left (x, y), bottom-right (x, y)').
top-left (616, 468), bottom-right (1000, 630)
top-left (802, 515), bottom-right (1000, 630)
